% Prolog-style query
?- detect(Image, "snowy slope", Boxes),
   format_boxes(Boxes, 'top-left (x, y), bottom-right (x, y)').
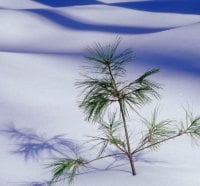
top-left (0, 0), bottom-right (200, 185)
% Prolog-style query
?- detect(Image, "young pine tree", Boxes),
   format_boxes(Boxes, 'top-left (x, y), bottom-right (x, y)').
top-left (49, 39), bottom-right (200, 185)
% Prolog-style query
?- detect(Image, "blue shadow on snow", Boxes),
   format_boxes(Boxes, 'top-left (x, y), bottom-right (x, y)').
top-left (32, 0), bottom-right (200, 15)
top-left (1, 124), bottom-right (164, 185)
top-left (135, 51), bottom-right (200, 76)
top-left (0, 124), bottom-right (81, 161)
top-left (111, 0), bottom-right (200, 15)
top-left (24, 9), bottom-right (176, 35)
top-left (32, 0), bottom-right (104, 7)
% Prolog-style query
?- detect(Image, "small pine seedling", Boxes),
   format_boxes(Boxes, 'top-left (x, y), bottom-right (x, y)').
top-left (49, 38), bottom-right (200, 185)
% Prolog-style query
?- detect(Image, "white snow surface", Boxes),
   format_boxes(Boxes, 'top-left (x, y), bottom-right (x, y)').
top-left (0, 0), bottom-right (200, 185)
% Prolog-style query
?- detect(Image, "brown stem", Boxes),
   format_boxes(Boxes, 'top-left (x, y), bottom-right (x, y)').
top-left (119, 100), bottom-right (136, 175)
top-left (118, 80), bottom-right (137, 93)
top-left (133, 139), bottom-right (148, 155)
top-left (132, 131), bottom-right (185, 154)
top-left (106, 61), bottom-right (136, 175)
top-left (85, 152), bottom-right (125, 164)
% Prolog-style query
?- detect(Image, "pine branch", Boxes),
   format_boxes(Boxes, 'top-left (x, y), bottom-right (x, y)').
top-left (85, 152), bottom-right (125, 164)
top-left (132, 132), bottom-right (183, 154)
top-left (49, 158), bottom-right (85, 185)
top-left (86, 113), bottom-right (127, 155)
top-left (119, 68), bottom-right (160, 92)
top-left (132, 110), bottom-right (200, 154)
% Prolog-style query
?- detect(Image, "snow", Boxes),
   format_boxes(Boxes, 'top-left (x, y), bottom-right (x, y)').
top-left (0, 0), bottom-right (200, 185)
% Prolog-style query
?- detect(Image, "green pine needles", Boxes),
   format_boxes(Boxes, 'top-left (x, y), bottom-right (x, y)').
top-left (49, 38), bottom-right (200, 185)
top-left (49, 158), bottom-right (85, 185)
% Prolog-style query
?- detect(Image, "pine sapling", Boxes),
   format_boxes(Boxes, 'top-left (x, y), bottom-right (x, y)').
top-left (49, 39), bottom-right (200, 185)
